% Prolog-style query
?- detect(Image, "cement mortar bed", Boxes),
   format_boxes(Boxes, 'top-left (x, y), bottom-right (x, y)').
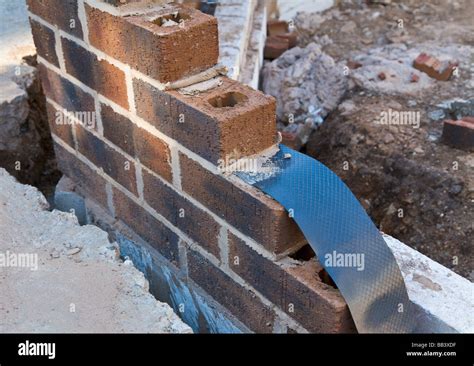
top-left (0, 168), bottom-right (191, 333)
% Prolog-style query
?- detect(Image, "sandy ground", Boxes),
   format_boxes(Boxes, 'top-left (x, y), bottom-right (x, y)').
top-left (0, 168), bottom-right (191, 333)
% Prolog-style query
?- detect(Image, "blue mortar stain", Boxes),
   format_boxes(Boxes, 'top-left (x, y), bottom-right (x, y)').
top-left (115, 233), bottom-right (243, 333)
top-left (194, 292), bottom-right (242, 333)
top-left (159, 265), bottom-right (200, 332)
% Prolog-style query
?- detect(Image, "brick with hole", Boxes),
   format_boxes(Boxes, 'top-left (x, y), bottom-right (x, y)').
top-left (179, 153), bottom-right (305, 254)
top-left (142, 169), bottom-right (220, 257)
top-left (38, 64), bottom-right (96, 116)
top-left (113, 187), bottom-right (180, 265)
top-left (85, 3), bottom-right (218, 83)
top-left (229, 233), bottom-right (356, 333)
top-left (26, 0), bottom-right (83, 38)
top-left (29, 19), bottom-right (59, 67)
top-left (53, 142), bottom-right (109, 210)
top-left (75, 125), bottom-right (137, 195)
top-left (134, 77), bottom-right (277, 164)
top-left (101, 104), bottom-right (172, 182)
top-left (61, 37), bottom-right (129, 109)
top-left (187, 248), bottom-right (275, 333)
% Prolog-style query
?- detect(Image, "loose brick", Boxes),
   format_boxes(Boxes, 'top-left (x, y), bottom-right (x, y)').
top-left (85, 3), bottom-right (218, 83)
top-left (101, 104), bottom-right (172, 182)
top-left (61, 37), bottom-right (129, 109)
top-left (134, 77), bottom-right (277, 164)
top-left (26, 0), bottom-right (83, 38)
top-left (442, 118), bottom-right (474, 151)
top-left (267, 20), bottom-right (289, 36)
top-left (413, 53), bottom-right (458, 81)
top-left (187, 249), bottom-right (275, 333)
top-left (53, 142), bottom-right (108, 209)
top-left (264, 36), bottom-right (289, 60)
top-left (142, 169), bottom-right (220, 257)
top-left (267, 20), bottom-right (297, 48)
top-left (179, 153), bottom-right (305, 254)
top-left (46, 101), bottom-right (75, 148)
top-left (113, 187), bottom-right (180, 265)
top-left (38, 64), bottom-right (95, 115)
top-left (275, 33), bottom-right (298, 48)
top-left (75, 125), bottom-right (138, 195)
top-left (229, 234), bottom-right (356, 333)
top-left (29, 19), bottom-right (59, 67)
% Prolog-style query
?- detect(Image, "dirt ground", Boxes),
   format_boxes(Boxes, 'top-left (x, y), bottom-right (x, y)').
top-left (296, 0), bottom-right (473, 278)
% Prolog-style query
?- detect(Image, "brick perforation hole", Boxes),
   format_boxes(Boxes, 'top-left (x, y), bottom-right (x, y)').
top-left (153, 12), bottom-right (191, 27)
top-left (208, 92), bottom-right (248, 108)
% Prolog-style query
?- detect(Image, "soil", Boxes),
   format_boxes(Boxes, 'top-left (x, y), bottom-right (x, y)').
top-left (299, 0), bottom-right (474, 278)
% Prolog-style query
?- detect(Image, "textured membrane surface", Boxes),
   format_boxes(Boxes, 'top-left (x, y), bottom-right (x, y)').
top-left (237, 145), bottom-right (417, 333)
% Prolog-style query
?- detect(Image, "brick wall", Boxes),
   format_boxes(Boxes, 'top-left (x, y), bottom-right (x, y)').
top-left (28, 0), bottom-right (356, 333)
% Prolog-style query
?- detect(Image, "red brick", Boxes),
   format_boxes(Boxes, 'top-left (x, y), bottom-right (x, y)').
top-left (61, 37), bottom-right (129, 109)
top-left (228, 234), bottom-right (356, 333)
top-left (187, 249), bottom-right (275, 333)
top-left (267, 20), bottom-right (289, 36)
top-left (142, 169), bottom-right (220, 257)
top-left (275, 33), bottom-right (298, 48)
top-left (38, 64), bottom-right (96, 116)
top-left (442, 119), bottom-right (474, 151)
top-left (264, 36), bottom-right (289, 60)
top-left (413, 53), bottom-right (457, 81)
top-left (112, 187), bottom-right (180, 265)
top-left (29, 19), bottom-right (59, 67)
top-left (26, 0), bottom-right (83, 38)
top-left (181, 0), bottom-right (201, 9)
top-left (75, 125), bottom-right (138, 195)
top-left (267, 21), bottom-right (297, 49)
top-left (101, 104), bottom-right (172, 182)
top-left (463, 116), bottom-right (474, 124)
top-left (103, 0), bottom-right (139, 5)
top-left (45, 101), bottom-right (75, 148)
top-left (85, 3), bottom-right (218, 83)
top-left (134, 77), bottom-right (277, 164)
top-left (179, 153), bottom-right (305, 254)
top-left (53, 142), bottom-right (108, 209)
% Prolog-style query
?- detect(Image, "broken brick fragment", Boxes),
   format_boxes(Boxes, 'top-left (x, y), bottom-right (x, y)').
top-left (410, 73), bottom-right (420, 83)
top-left (413, 52), bottom-right (458, 81)
top-left (442, 118), bottom-right (474, 151)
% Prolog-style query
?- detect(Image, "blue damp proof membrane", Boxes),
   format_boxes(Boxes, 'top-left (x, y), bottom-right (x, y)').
top-left (236, 145), bottom-right (417, 333)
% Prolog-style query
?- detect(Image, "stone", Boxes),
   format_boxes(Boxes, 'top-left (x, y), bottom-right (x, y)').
top-left (262, 43), bottom-right (348, 127)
